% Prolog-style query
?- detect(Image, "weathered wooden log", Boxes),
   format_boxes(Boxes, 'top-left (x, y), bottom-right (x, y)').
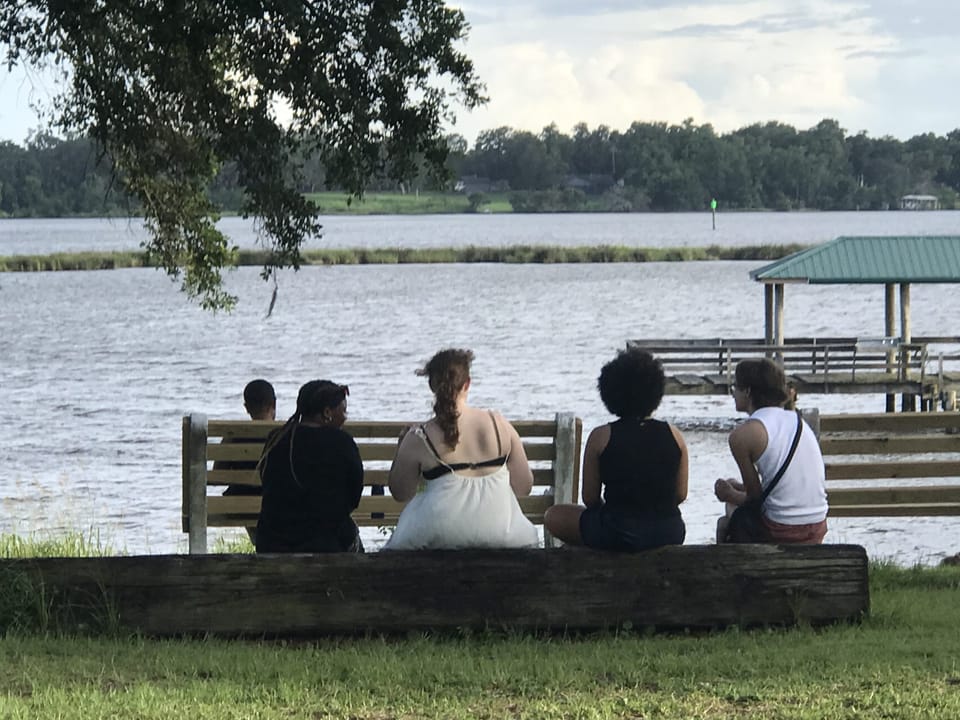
top-left (3, 545), bottom-right (869, 636)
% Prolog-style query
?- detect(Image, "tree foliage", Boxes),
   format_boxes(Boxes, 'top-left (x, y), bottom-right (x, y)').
top-left (0, 1), bottom-right (483, 308)
top-left (5, 118), bottom-right (960, 220)
top-left (459, 118), bottom-right (960, 212)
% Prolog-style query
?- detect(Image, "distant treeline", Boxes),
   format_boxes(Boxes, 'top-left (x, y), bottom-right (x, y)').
top-left (451, 119), bottom-right (960, 212)
top-left (1, 118), bottom-right (959, 216)
top-left (0, 244), bottom-right (807, 270)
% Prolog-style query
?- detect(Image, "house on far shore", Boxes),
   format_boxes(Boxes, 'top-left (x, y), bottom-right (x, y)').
top-left (900, 194), bottom-right (940, 210)
top-left (455, 175), bottom-right (494, 194)
top-left (562, 174), bottom-right (616, 194)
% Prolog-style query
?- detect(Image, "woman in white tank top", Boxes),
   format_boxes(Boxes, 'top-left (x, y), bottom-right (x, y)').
top-left (714, 359), bottom-right (828, 544)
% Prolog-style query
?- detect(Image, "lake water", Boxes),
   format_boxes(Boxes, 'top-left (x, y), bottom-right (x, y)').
top-left (2, 211), bottom-right (959, 563)
top-left (1, 209), bottom-right (959, 254)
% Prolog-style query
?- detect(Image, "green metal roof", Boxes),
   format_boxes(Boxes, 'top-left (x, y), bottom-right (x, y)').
top-left (751, 236), bottom-right (960, 284)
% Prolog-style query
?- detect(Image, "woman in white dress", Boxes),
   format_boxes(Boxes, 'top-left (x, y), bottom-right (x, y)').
top-left (383, 348), bottom-right (539, 550)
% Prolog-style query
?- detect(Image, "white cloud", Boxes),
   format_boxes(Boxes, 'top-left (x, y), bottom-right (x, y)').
top-left (0, 64), bottom-right (59, 144)
top-left (2, 2), bottom-right (958, 146)
top-left (451, 40), bottom-right (706, 140)
top-left (447, 0), bottom-right (957, 144)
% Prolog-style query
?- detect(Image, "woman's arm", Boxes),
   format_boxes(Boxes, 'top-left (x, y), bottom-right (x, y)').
top-left (345, 434), bottom-right (364, 509)
top-left (670, 424), bottom-right (689, 504)
top-left (581, 425), bottom-right (610, 507)
top-left (388, 427), bottom-right (422, 502)
top-left (502, 414), bottom-right (534, 497)
top-left (729, 419), bottom-right (766, 499)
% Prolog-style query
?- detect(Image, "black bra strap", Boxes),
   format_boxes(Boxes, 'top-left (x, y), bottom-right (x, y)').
top-left (420, 424), bottom-right (444, 461)
top-left (421, 414), bottom-right (507, 475)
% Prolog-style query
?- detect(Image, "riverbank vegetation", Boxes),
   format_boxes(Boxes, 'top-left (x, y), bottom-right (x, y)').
top-left (0, 244), bottom-right (808, 272)
top-left (304, 190), bottom-right (512, 214)
top-left (1, 532), bottom-right (959, 718)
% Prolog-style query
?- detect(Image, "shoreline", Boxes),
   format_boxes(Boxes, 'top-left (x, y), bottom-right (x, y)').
top-left (0, 243), bottom-right (808, 271)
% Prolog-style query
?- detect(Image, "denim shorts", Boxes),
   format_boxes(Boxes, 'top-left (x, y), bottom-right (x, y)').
top-left (579, 505), bottom-right (685, 551)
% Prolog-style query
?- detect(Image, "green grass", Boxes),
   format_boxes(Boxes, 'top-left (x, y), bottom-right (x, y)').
top-left (0, 243), bottom-right (809, 272)
top-left (0, 530), bottom-right (116, 559)
top-left (210, 534), bottom-right (254, 554)
top-left (0, 565), bottom-right (958, 718)
top-left (1, 533), bottom-right (959, 717)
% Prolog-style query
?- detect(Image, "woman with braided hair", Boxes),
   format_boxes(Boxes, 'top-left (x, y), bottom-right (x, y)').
top-left (255, 380), bottom-right (364, 553)
top-left (384, 348), bottom-right (539, 550)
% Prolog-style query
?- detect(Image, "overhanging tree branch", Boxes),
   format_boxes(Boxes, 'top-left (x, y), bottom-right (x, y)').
top-left (0, 1), bottom-right (485, 309)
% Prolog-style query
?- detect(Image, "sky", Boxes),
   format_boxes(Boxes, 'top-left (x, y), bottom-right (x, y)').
top-left (1, 0), bottom-right (957, 148)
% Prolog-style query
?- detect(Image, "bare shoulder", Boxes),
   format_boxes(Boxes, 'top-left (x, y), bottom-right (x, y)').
top-left (667, 422), bottom-right (687, 448)
top-left (729, 418), bottom-right (767, 454)
top-left (483, 407), bottom-right (517, 433)
top-left (398, 423), bottom-right (429, 459)
top-left (586, 423), bottom-right (612, 452)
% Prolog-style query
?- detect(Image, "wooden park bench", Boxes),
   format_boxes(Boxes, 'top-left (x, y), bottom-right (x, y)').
top-left (3, 544), bottom-right (869, 636)
top-left (182, 413), bottom-right (583, 553)
top-left (815, 411), bottom-right (960, 516)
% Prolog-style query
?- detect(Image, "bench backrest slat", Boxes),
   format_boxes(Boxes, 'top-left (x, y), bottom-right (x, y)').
top-left (821, 435), bottom-right (960, 455)
top-left (206, 494), bottom-right (558, 524)
top-left (820, 412), bottom-right (960, 433)
top-left (818, 411), bottom-right (960, 517)
top-left (826, 460), bottom-right (960, 481)
top-left (205, 466), bottom-right (560, 488)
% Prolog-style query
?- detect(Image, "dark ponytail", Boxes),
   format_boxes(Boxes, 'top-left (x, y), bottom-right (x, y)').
top-left (417, 348), bottom-right (473, 448)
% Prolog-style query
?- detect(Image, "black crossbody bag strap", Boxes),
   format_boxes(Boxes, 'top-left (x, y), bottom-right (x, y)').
top-left (759, 410), bottom-right (804, 504)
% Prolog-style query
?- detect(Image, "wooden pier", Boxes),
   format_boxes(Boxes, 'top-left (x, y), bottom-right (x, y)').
top-left (627, 336), bottom-right (960, 409)
top-left (708, 235), bottom-right (960, 409)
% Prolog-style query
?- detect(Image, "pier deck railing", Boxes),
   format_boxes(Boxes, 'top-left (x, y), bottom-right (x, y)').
top-left (627, 336), bottom-right (929, 387)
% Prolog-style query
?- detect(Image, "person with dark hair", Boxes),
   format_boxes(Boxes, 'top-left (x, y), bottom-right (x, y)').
top-left (255, 380), bottom-right (364, 553)
top-left (384, 348), bottom-right (538, 549)
top-left (784, 380), bottom-right (799, 411)
top-left (242, 379), bottom-right (277, 419)
top-left (218, 379), bottom-right (277, 544)
top-left (714, 359), bottom-right (828, 544)
top-left (543, 348), bottom-right (688, 550)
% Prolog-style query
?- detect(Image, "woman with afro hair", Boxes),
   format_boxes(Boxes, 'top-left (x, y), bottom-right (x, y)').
top-left (544, 347), bottom-right (688, 550)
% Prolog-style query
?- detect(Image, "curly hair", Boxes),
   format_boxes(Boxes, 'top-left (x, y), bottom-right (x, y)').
top-left (417, 348), bottom-right (473, 447)
top-left (735, 359), bottom-right (788, 408)
top-left (597, 348), bottom-right (666, 419)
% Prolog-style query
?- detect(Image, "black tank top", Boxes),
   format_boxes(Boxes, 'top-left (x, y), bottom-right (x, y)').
top-left (598, 418), bottom-right (681, 516)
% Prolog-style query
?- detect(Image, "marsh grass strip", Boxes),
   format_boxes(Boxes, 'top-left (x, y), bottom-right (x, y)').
top-left (0, 244), bottom-right (808, 272)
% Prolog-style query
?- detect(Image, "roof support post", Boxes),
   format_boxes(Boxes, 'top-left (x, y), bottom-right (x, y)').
top-left (885, 283), bottom-right (896, 412)
top-left (900, 283), bottom-right (912, 345)
top-left (774, 282), bottom-right (785, 361)
top-left (764, 283), bottom-right (774, 349)
top-left (900, 283), bottom-right (915, 411)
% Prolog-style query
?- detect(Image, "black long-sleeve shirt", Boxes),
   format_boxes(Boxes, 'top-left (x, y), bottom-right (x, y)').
top-left (255, 425), bottom-right (364, 552)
